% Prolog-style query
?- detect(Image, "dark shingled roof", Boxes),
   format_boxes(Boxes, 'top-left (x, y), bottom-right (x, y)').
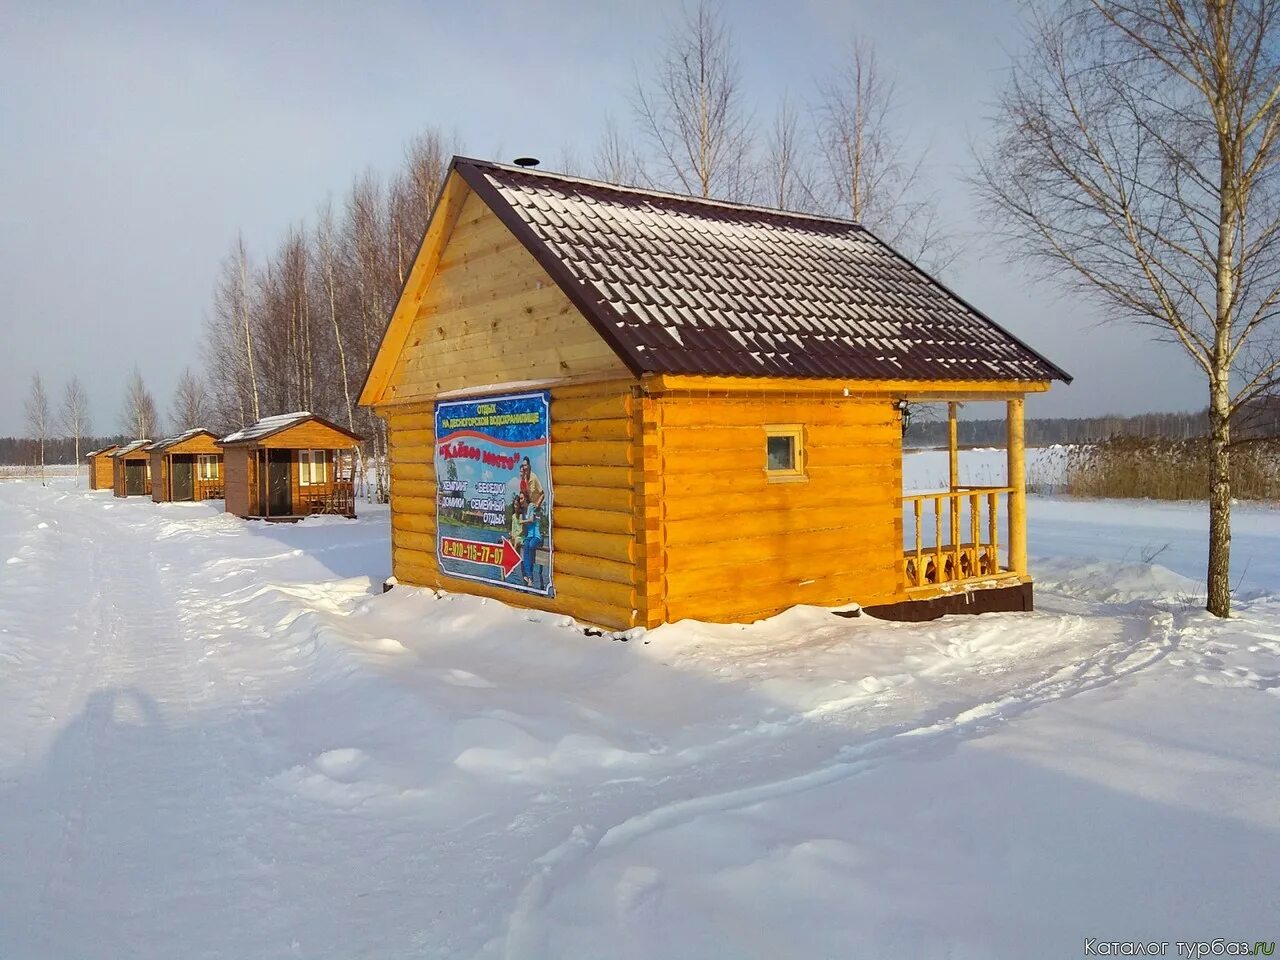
top-left (454, 159), bottom-right (1070, 383)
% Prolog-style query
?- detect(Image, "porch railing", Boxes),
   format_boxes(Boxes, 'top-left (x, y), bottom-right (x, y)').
top-left (194, 477), bottom-right (224, 501)
top-left (298, 481), bottom-right (355, 517)
top-left (903, 486), bottom-right (1012, 589)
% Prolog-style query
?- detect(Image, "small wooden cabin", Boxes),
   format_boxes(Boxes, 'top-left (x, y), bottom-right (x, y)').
top-left (86, 444), bottom-right (119, 490)
top-left (360, 158), bottom-right (1070, 631)
top-left (217, 413), bottom-right (363, 521)
top-left (111, 440), bottom-right (153, 498)
top-left (146, 430), bottom-right (224, 503)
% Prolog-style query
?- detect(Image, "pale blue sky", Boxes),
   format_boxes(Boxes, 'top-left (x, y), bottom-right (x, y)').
top-left (0, 0), bottom-right (1204, 436)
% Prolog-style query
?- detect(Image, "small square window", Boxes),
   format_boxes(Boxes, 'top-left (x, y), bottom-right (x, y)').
top-left (764, 425), bottom-right (806, 482)
top-left (767, 435), bottom-right (795, 471)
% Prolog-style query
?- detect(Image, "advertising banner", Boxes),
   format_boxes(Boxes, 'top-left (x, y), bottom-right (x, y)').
top-left (434, 391), bottom-right (553, 597)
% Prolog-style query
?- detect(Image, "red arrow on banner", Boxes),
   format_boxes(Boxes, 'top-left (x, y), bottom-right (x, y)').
top-left (439, 535), bottom-right (523, 578)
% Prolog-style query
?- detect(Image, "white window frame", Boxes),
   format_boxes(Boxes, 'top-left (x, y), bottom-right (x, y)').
top-left (298, 449), bottom-right (328, 487)
top-left (196, 454), bottom-right (219, 481)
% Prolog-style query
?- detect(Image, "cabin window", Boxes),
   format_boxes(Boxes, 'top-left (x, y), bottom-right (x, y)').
top-left (764, 424), bottom-right (806, 482)
top-left (299, 449), bottom-right (328, 486)
top-left (196, 455), bottom-right (219, 480)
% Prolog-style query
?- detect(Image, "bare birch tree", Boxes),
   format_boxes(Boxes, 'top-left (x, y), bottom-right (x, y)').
top-left (974, 0), bottom-right (1280, 617)
top-left (593, 116), bottom-right (648, 186)
top-left (120, 367), bottom-right (158, 440)
top-left (24, 373), bottom-right (50, 484)
top-left (315, 200), bottom-right (357, 435)
top-left (170, 368), bottom-right (209, 431)
top-left (59, 377), bottom-right (91, 485)
top-left (762, 93), bottom-right (816, 211)
top-left (633, 1), bottom-right (755, 200)
top-left (816, 39), bottom-right (952, 267)
top-left (347, 171), bottom-right (393, 501)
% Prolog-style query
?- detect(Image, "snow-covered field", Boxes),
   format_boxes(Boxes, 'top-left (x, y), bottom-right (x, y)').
top-left (0, 459), bottom-right (1276, 959)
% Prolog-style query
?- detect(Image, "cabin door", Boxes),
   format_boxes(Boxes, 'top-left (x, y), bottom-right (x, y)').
top-left (125, 460), bottom-right (146, 495)
top-left (171, 456), bottom-right (194, 501)
top-left (267, 451), bottom-right (292, 516)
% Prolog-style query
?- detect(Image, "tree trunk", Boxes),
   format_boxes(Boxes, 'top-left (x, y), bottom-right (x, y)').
top-left (1206, 374), bottom-right (1232, 617)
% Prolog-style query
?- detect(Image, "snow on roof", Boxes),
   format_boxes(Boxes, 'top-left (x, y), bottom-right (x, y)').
top-left (86, 444), bottom-right (119, 458)
top-left (145, 428), bottom-right (213, 451)
top-left (452, 158), bottom-right (1071, 383)
top-left (112, 440), bottom-right (152, 457)
top-left (219, 412), bottom-right (314, 445)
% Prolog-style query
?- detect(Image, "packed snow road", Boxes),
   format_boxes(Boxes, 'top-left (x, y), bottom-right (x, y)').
top-left (0, 479), bottom-right (1276, 959)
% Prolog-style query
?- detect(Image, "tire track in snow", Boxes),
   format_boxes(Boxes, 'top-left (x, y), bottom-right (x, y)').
top-left (497, 607), bottom-right (1179, 959)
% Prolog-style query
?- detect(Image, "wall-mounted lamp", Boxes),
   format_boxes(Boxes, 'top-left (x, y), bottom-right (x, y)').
top-left (895, 398), bottom-right (912, 436)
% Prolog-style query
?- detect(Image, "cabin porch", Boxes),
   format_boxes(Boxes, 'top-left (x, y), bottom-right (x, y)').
top-left (245, 448), bottom-right (356, 521)
top-left (888, 397), bottom-right (1030, 614)
top-left (156, 453), bottom-right (224, 502)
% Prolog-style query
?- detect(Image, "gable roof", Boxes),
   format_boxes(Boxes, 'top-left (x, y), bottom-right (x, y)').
top-left (112, 440), bottom-right (151, 457)
top-left (86, 444), bottom-right (119, 458)
top-left (439, 158), bottom-right (1070, 385)
top-left (145, 429), bottom-right (218, 452)
top-left (218, 412), bottom-right (362, 447)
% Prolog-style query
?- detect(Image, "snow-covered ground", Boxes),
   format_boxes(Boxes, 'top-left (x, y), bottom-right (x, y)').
top-left (0, 469), bottom-right (1276, 959)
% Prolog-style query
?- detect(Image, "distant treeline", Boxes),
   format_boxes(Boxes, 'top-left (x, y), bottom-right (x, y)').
top-left (907, 403), bottom-right (1280, 448)
top-left (0, 436), bottom-right (126, 467)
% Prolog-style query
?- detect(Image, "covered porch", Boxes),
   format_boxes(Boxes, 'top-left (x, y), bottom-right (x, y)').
top-left (246, 447), bottom-right (357, 521)
top-left (896, 397), bottom-right (1030, 610)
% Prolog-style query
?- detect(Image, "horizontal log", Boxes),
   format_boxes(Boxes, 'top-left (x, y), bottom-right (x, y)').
top-left (392, 478), bottom-right (436, 499)
top-left (390, 494), bottom-right (437, 516)
top-left (552, 440), bottom-right (634, 468)
top-left (550, 418), bottom-right (632, 442)
top-left (553, 528), bottom-right (635, 564)
top-left (663, 509), bottom-right (895, 547)
top-left (392, 512), bottom-right (436, 535)
top-left (553, 484), bottom-right (633, 513)
top-left (392, 444), bottom-right (434, 465)
top-left (550, 393), bottom-right (633, 422)
top-left (394, 529), bottom-right (440, 555)
top-left (551, 552), bottom-right (635, 586)
top-left (550, 465), bottom-right (633, 489)
top-left (552, 572), bottom-right (635, 610)
top-left (391, 561), bottom-right (441, 590)
top-left (665, 525), bottom-right (896, 572)
top-left (392, 462), bottom-right (434, 482)
top-left (661, 485), bottom-right (901, 521)
top-left (390, 428), bottom-right (434, 447)
top-left (556, 506), bottom-right (635, 536)
top-left (384, 409), bottom-right (435, 432)
top-left (665, 555), bottom-right (899, 599)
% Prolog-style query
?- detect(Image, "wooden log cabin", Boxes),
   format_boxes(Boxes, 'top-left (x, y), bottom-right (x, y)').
top-left (146, 430), bottom-right (224, 503)
top-left (217, 413), bottom-right (362, 521)
top-left (359, 157), bottom-right (1071, 631)
top-left (111, 440), bottom-right (154, 498)
top-left (86, 444), bottom-right (119, 490)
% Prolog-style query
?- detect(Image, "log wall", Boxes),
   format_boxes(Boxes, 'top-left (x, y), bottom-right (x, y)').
top-left (639, 388), bottom-right (904, 624)
top-left (89, 453), bottom-right (115, 490)
top-left (383, 190), bottom-right (628, 402)
top-left (384, 379), bottom-right (641, 630)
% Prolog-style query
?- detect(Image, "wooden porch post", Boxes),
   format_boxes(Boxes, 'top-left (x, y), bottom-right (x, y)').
top-left (947, 402), bottom-right (960, 549)
top-left (1006, 397), bottom-right (1027, 576)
